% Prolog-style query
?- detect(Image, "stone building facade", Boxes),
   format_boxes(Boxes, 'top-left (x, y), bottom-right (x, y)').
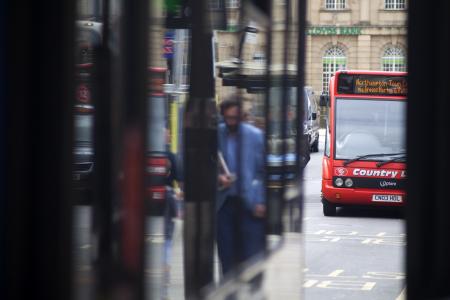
top-left (77, 0), bottom-right (407, 100)
top-left (306, 0), bottom-right (408, 94)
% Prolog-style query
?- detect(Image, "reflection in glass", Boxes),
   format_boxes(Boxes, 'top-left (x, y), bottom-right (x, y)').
top-left (335, 98), bottom-right (406, 159)
top-left (74, 114), bottom-right (94, 143)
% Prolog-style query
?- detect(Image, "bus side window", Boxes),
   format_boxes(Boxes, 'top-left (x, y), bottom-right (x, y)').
top-left (325, 124), bottom-right (330, 157)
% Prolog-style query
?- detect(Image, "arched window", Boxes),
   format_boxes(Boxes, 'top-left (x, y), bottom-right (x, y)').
top-left (382, 46), bottom-right (406, 71)
top-left (325, 0), bottom-right (346, 10)
top-left (385, 0), bottom-right (406, 10)
top-left (322, 46), bottom-right (346, 93)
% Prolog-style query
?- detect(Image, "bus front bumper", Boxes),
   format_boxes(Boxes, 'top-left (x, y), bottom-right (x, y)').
top-left (322, 180), bottom-right (405, 207)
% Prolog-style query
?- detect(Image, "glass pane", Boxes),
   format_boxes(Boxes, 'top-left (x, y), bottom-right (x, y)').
top-left (74, 114), bottom-right (94, 142)
top-left (335, 98), bottom-right (406, 159)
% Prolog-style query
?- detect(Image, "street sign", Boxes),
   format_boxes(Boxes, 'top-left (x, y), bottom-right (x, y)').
top-left (77, 83), bottom-right (91, 103)
top-left (163, 31), bottom-right (175, 59)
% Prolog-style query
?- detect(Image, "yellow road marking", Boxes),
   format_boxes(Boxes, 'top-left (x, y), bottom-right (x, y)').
top-left (328, 269), bottom-right (344, 277)
top-left (362, 282), bottom-right (376, 291)
top-left (316, 280), bottom-right (332, 288)
top-left (303, 280), bottom-right (318, 288)
top-left (396, 288), bottom-right (406, 300)
top-left (317, 280), bottom-right (376, 290)
top-left (363, 271), bottom-right (405, 280)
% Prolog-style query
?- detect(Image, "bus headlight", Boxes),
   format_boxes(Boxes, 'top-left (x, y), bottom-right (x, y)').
top-left (335, 177), bottom-right (344, 187)
top-left (344, 178), bottom-right (354, 187)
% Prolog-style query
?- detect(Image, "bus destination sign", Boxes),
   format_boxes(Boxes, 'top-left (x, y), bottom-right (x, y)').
top-left (338, 74), bottom-right (407, 96)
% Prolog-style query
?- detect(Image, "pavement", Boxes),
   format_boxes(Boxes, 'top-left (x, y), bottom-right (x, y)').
top-left (159, 131), bottom-right (331, 299)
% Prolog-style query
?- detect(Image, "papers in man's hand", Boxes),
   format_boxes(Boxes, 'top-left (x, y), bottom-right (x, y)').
top-left (218, 151), bottom-right (236, 190)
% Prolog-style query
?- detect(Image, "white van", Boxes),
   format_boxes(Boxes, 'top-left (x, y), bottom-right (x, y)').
top-left (304, 87), bottom-right (320, 152)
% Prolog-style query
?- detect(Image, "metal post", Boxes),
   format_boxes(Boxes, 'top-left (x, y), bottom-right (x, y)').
top-left (5, 1), bottom-right (75, 299)
top-left (264, 0), bottom-right (280, 236)
top-left (116, 1), bottom-right (149, 299)
top-left (91, 1), bottom-right (114, 299)
top-left (183, 0), bottom-right (217, 297)
top-left (93, 0), bottom-right (148, 298)
top-left (295, 0), bottom-right (307, 233)
top-left (93, 0), bottom-right (103, 22)
top-left (279, 0), bottom-right (292, 234)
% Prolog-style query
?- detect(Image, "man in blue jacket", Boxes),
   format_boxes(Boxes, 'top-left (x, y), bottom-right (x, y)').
top-left (217, 97), bottom-right (266, 275)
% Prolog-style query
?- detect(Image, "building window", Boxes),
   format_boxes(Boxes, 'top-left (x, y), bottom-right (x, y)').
top-left (382, 46), bottom-right (406, 71)
top-left (325, 0), bottom-right (346, 10)
top-left (209, 0), bottom-right (220, 9)
top-left (322, 46), bottom-right (346, 93)
top-left (384, 0), bottom-right (406, 10)
top-left (226, 0), bottom-right (239, 9)
top-left (211, 0), bottom-right (239, 10)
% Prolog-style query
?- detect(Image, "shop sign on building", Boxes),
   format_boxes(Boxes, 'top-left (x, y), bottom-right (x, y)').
top-left (307, 27), bottom-right (362, 36)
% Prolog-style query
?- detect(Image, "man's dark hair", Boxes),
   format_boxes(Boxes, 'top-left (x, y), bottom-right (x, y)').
top-left (219, 96), bottom-right (240, 115)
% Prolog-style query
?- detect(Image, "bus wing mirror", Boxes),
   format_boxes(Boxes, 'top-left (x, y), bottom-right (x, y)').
top-left (320, 95), bottom-right (329, 107)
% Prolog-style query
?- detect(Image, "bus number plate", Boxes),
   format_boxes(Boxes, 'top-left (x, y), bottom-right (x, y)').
top-left (372, 194), bottom-right (402, 203)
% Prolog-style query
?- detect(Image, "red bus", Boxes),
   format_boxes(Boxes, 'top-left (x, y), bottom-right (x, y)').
top-left (320, 70), bottom-right (407, 216)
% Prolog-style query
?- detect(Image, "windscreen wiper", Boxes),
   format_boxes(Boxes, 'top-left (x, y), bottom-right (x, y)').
top-left (343, 153), bottom-right (404, 166)
top-left (376, 154), bottom-right (407, 167)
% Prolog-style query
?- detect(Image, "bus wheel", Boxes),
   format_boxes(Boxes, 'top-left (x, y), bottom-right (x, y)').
top-left (322, 198), bottom-right (336, 216)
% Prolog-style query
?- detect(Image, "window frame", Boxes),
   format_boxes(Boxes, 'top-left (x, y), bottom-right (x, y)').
top-left (226, 0), bottom-right (239, 9)
top-left (384, 0), bottom-right (406, 10)
top-left (381, 46), bottom-right (406, 72)
top-left (322, 46), bottom-right (347, 93)
top-left (325, 0), bottom-right (346, 10)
